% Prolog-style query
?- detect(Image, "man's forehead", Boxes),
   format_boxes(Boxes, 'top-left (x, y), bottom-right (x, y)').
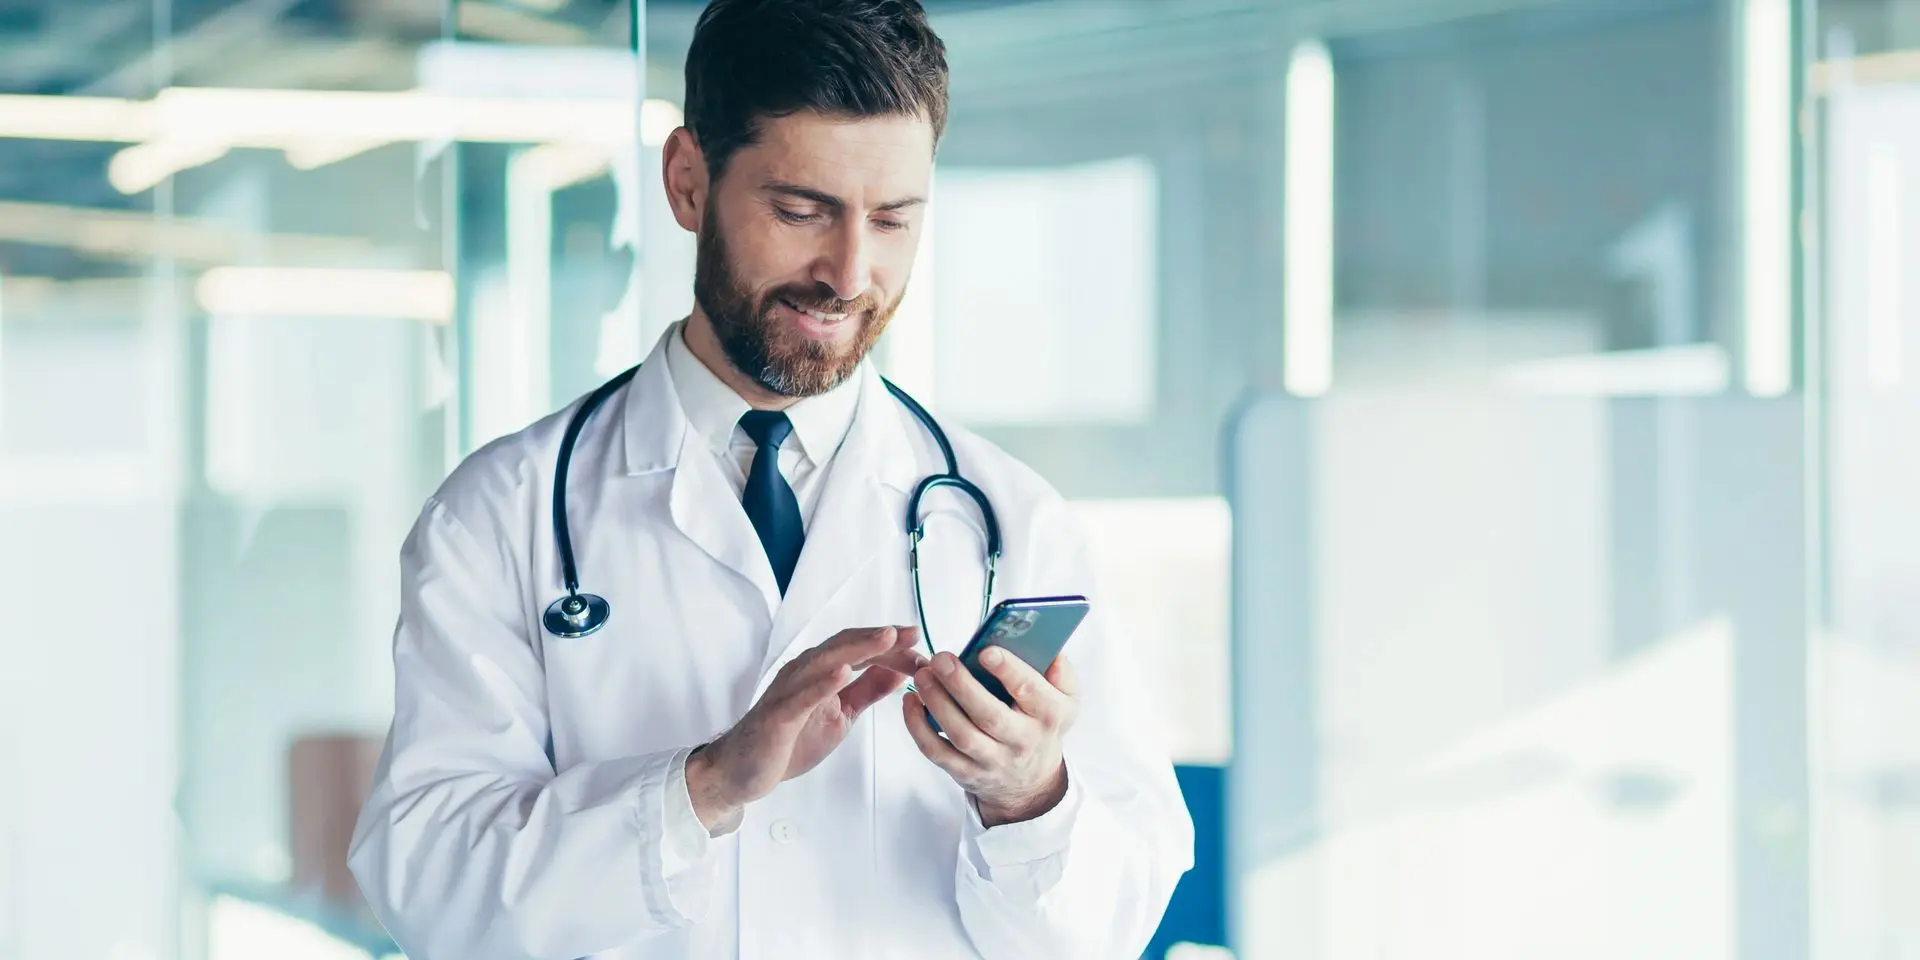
top-left (738, 111), bottom-right (933, 201)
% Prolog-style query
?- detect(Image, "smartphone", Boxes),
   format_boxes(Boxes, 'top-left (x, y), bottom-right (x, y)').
top-left (924, 596), bottom-right (1090, 733)
top-left (957, 596), bottom-right (1090, 703)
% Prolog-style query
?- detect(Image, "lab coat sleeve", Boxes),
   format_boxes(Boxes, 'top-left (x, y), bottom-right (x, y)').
top-left (953, 498), bottom-right (1196, 959)
top-left (348, 497), bottom-right (719, 960)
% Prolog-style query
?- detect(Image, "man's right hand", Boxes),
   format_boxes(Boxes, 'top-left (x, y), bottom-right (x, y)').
top-left (685, 626), bottom-right (926, 833)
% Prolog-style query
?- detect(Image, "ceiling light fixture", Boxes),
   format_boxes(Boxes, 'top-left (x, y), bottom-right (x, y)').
top-left (196, 266), bottom-right (455, 322)
top-left (0, 87), bottom-right (684, 192)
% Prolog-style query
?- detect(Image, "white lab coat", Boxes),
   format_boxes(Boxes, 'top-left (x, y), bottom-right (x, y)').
top-left (348, 327), bottom-right (1194, 960)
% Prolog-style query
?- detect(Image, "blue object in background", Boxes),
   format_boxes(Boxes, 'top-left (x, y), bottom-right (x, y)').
top-left (1146, 764), bottom-right (1227, 958)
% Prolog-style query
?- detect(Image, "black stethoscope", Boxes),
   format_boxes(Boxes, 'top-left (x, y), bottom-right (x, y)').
top-left (542, 364), bottom-right (1001, 655)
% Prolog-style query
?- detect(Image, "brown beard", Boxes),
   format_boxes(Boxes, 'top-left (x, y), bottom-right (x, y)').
top-left (692, 203), bottom-right (901, 398)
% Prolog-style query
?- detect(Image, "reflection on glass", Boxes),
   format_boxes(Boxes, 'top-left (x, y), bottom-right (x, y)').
top-left (1235, 2), bottom-right (1820, 958)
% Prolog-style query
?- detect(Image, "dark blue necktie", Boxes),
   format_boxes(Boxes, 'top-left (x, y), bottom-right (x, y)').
top-left (738, 410), bottom-right (804, 594)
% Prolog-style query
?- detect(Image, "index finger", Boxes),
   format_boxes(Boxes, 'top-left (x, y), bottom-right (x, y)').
top-left (810, 625), bottom-right (912, 669)
top-left (866, 644), bottom-right (931, 677)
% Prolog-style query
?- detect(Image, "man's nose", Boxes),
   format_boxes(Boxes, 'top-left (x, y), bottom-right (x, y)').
top-left (812, 220), bottom-right (873, 302)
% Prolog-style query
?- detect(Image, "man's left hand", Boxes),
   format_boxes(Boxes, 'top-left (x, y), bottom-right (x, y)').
top-left (903, 648), bottom-right (1080, 827)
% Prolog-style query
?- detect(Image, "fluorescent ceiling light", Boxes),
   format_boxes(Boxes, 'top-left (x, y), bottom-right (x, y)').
top-left (0, 86), bottom-right (680, 148)
top-left (0, 94), bottom-right (156, 141)
top-left (0, 199), bottom-right (373, 264)
top-left (1283, 39), bottom-right (1335, 398)
top-left (282, 140), bottom-right (386, 171)
top-left (108, 140), bottom-right (231, 194)
top-left (196, 267), bottom-right (454, 322)
top-left (0, 85), bottom-right (684, 193)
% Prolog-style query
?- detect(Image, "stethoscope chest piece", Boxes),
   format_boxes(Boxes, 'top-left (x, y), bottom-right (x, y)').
top-left (543, 593), bottom-right (610, 638)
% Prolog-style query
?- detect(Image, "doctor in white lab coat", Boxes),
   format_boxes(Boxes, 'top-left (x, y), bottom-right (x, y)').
top-left (347, 1), bottom-right (1194, 957)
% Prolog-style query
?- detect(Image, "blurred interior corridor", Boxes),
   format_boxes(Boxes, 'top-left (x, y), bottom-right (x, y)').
top-left (1, 0), bottom-right (1918, 957)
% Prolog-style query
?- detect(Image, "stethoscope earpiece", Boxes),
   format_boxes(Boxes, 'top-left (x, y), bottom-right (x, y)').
top-left (543, 593), bottom-right (610, 638)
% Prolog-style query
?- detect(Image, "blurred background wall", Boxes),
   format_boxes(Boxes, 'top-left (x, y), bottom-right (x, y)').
top-left (0, 0), bottom-right (1915, 958)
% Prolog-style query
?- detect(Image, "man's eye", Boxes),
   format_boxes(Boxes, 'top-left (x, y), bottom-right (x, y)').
top-left (874, 219), bottom-right (908, 233)
top-left (775, 208), bottom-right (820, 224)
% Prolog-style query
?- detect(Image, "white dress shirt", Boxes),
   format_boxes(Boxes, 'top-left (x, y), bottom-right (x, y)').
top-left (663, 321), bottom-right (861, 528)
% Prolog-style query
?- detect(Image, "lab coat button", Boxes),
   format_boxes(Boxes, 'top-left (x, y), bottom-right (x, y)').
top-left (770, 818), bottom-right (800, 843)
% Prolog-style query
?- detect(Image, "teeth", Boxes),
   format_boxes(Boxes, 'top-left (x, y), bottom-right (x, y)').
top-left (806, 310), bottom-right (846, 322)
top-left (785, 300), bottom-right (845, 322)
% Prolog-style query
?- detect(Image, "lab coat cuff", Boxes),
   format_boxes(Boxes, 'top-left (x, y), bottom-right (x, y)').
top-left (661, 746), bottom-right (714, 874)
top-left (657, 746), bottom-right (718, 920)
top-left (965, 762), bottom-right (1084, 871)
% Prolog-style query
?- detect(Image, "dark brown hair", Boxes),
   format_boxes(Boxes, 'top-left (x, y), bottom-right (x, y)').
top-left (682, 0), bottom-right (950, 181)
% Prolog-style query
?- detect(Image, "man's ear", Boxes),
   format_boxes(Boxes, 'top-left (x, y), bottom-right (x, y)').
top-left (661, 127), bottom-right (708, 234)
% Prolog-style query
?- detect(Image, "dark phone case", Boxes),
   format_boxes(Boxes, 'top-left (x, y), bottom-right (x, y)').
top-left (926, 597), bottom-right (1090, 735)
top-left (958, 596), bottom-right (1091, 704)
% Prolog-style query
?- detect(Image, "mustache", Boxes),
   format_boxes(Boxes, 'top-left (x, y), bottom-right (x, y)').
top-left (770, 285), bottom-right (880, 316)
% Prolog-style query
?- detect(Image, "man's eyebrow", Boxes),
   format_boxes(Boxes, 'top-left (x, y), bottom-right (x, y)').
top-left (763, 180), bottom-right (926, 213)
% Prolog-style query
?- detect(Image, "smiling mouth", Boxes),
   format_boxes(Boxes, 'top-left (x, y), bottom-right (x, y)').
top-left (779, 297), bottom-right (850, 323)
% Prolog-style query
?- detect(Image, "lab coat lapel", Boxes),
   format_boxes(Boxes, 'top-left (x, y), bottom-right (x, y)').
top-left (668, 428), bottom-right (782, 616)
top-left (623, 328), bottom-right (781, 617)
top-left (759, 369), bottom-right (917, 679)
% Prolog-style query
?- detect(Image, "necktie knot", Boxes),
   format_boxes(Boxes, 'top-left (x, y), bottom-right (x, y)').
top-left (739, 410), bottom-right (794, 450)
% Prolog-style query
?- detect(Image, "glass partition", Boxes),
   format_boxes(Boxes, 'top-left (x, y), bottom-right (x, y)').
top-left (1810, 2), bottom-right (1920, 954)
top-left (1230, 2), bottom-right (1817, 959)
top-left (0, 2), bottom-right (644, 957)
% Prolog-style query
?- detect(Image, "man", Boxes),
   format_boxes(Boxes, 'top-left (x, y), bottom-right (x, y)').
top-left (348, 1), bottom-right (1193, 957)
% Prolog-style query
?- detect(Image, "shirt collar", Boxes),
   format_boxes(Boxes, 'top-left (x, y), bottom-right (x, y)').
top-left (665, 320), bottom-right (862, 467)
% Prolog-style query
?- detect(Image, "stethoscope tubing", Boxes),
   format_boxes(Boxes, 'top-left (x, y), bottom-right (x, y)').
top-left (543, 365), bottom-right (1001, 647)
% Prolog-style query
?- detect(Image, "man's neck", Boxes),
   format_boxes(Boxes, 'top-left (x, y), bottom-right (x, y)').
top-left (683, 309), bottom-right (798, 412)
